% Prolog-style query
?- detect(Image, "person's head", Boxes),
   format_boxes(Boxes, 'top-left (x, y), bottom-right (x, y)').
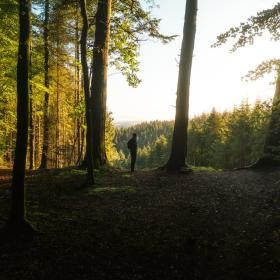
top-left (133, 133), bottom-right (136, 138)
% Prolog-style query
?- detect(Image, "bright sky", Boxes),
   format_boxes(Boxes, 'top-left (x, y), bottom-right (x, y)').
top-left (107, 0), bottom-right (280, 122)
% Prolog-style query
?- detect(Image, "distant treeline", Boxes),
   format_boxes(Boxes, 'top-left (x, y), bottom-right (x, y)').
top-left (0, 98), bottom-right (272, 170)
top-left (113, 99), bottom-right (272, 170)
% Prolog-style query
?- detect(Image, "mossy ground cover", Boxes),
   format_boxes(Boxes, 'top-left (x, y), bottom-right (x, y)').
top-left (0, 167), bottom-right (279, 280)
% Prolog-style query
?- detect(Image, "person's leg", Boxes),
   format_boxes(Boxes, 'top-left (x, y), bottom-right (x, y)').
top-left (131, 153), bottom-right (136, 172)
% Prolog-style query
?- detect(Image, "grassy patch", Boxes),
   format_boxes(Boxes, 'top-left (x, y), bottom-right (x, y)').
top-left (87, 186), bottom-right (136, 196)
top-left (122, 173), bottom-right (131, 178)
top-left (55, 168), bottom-right (86, 178)
top-left (191, 166), bottom-right (222, 172)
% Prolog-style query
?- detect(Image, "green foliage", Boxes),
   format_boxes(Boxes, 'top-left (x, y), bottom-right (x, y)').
top-left (87, 186), bottom-right (136, 196)
top-left (212, 3), bottom-right (280, 81)
top-left (56, 168), bottom-right (87, 178)
top-left (188, 109), bottom-right (225, 167)
top-left (113, 100), bottom-right (272, 170)
top-left (191, 166), bottom-right (221, 172)
top-left (243, 59), bottom-right (280, 81)
top-left (105, 112), bottom-right (121, 163)
top-left (212, 3), bottom-right (280, 52)
top-left (113, 120), bottom-right (173, 169)
top-left (110, 0), bottom-right (175, 87)
top-left (0, 0), bottom-right (174, 168)
top-left (148, 134), bottom-right (169, 167)
top-left (0, 0), bottom-right (18, 163)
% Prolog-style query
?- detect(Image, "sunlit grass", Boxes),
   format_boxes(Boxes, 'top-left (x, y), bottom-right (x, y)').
top-left (191, 166), bottom-right (222, 172)
top-left (55, 168), bottom-right (86, 178)
top-left (87, 186), bottom-right (136, 195)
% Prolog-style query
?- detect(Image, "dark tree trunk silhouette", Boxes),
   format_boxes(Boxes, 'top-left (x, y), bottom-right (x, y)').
top-left (6, 0), bottom-right (33, 232)
top-left (29, 86), bottom-right (34, 170)
top-left (91, 0), bottom-right (112, 168)
top-left (75, 11), bottom-right (82, 166)
top-left (253, 73), bottom-right (280, 168)
top-left (79, 148), bottom-right (88, 169)
top-left (40, 0), bottom-right (50, 169)
top-left (55, 53), bottom-right (60, 168)
top-left (29, 43), bottom-right (34, 170)
top-left (80, 0), bottom-right (94, 185)
top-left (167, 0), bottom-right (197, 171)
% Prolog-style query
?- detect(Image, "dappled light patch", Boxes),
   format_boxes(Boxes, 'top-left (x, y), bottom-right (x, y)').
top-left (191, 166), bottom-right (222, 172)
top-left (122, 173), bottom-right (132, 178)
top-left (54, 169), bottom-right (87, 178)
top-left (87, 186), bottom-right (136, 196)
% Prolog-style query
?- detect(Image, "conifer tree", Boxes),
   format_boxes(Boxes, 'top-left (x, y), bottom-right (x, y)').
top-left (39, 0), bottom-right (50, 169)
top-left (6, 0), bottom-right (33, 232)
top-left (213, 3), bottom-right (280, 168)
top-left (257, 73), bottom-right (280, 167)
top-left (90, 0), bottom-right (112, 168)
top-left (80, 0), bottom-right (94, 184)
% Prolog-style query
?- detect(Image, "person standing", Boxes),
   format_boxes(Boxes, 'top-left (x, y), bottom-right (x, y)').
top-left (127, 133), bottom-right (137, 172)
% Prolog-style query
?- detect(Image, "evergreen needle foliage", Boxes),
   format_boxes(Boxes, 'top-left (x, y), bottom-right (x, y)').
top-left (113, 100), bottom-right (272, 170)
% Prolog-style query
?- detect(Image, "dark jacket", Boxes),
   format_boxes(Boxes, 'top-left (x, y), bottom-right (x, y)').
top-left (127, 137), bottom-right (137, 153)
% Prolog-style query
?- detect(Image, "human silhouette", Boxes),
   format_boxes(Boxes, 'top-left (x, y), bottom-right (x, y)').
top-left (127, 133), bottom-right (137, 172)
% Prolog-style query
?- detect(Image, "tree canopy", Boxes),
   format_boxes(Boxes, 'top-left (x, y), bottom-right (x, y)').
top-left (213, 3), bottom-right (280, 80)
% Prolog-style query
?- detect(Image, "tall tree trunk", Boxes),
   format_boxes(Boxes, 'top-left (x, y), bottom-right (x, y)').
top-left (7, 0), bottom-right (32, 231)
top-left (40, 0), bottom-right (50, 169)
top-left (79, 136), bottom-right (88, 169)
top-left (55, 61), bottom-right (60, 168)
top-left (35, 114), bottom-right (41, 168)
top-left (80, 0), bottom-right (94, 184)
top-left (29, 86), bottom-right (34, 170)
top-left (72, 24), bottom-right (77, 164)
top-left (166, 0), bottom-right (197, 171)
top-left (91, 0), bottom-right (112, 168)
top-left (75, 12), bottom-right (82, 165)
top-left (55, 22), bottom-right (60, 168)
top-left (80, 120), bottom-right (85, 163)
top-left (77, 123), bottom-right (86, 166)
top-left (29, 42), bottom-right (34, 170)
top-left (253, 73), bottom-right (280, 168)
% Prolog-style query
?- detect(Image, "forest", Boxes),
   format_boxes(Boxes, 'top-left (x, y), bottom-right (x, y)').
top-left (114, 99), bottom-right (271, 170)
top-left (0, 0), bottom-right (280, 279)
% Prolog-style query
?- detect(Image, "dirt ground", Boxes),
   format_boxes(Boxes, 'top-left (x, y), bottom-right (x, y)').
top-left (0, 167), bottom-right (280, 280)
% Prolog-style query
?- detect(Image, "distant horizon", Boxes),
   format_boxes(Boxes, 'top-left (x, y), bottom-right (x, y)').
top-left (112, 95), bottom-right (273, 124)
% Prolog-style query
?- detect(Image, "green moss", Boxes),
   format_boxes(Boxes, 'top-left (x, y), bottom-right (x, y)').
top-left (87, 186), bottom-right (136, 196)
top-left (56, 168), bottom-right (86, 178)
top-left (191, 166), bottom-right (223, 172)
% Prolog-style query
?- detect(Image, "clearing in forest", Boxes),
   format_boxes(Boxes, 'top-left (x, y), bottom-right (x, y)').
top-left (0, 168), bottom-right (279, 280)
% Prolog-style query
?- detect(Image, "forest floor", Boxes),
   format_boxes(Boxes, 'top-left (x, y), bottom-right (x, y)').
top-left (0, 167), bottom-right (280, 280)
